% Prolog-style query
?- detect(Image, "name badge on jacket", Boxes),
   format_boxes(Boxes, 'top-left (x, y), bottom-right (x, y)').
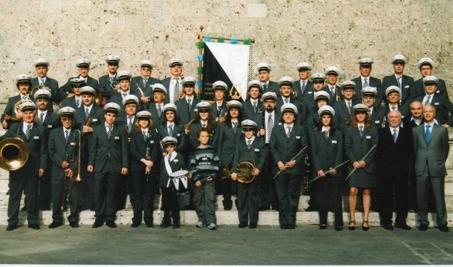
top-left (33, 136), bottom-right (40, 140)
top-left (114, 136), bottom-right (120, 140)
top-left (332, 140), bottom-right (337, 144)
top-left (366, 135), bottom-right (372, 140)
top-left (296, 135), bottom-right (301, 139)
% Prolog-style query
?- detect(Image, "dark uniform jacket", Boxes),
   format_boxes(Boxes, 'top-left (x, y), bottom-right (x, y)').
top-left (382, 74), bottom-right (415, 106)
top-left (175, 97), bottom-right (200, 126)
top-left (377, 126), bottom-right (413, 177)
top-left (31, 77), bottom-right (60, 103)
top-left (310, 128), bottom-right (344, 175)
top-left (232, 136), bottom-right (265, 172)
top-left (352, 76), bottom-right (383, 106)
top-left (129, 128), bottom-right (159, 172)
top-left (159, 152), bottom-right (185, 187)
top-left (218, 122), bottom-right (243, 167)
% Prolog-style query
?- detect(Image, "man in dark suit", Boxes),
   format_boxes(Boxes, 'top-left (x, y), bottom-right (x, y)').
top-left (161, 59), bottom-right (184, 104)
top-left (414, 57), bottom-right (449, 101)
top-left (61, 77), bottom-right (86, 110)
top-left (413, 76), bottom-right (453, 126)
top-left (271, 103), bottom-right (307, 229)
top-left (31, 58), bottom-right (60, 105)
top-left (210, 81), bottom-right (228, 122)
top-left (301, 72), bottom-right (326, 110)
top-left (242, 80), bottom-right (264, 127)
top-left (361, 87), bottom-right (386, 129)
top-left (1, 74), bottom-right (34, 130)
top-left (293, 61), bottom-right (313, 103)
top-left (352, 58), bottom-right (383, 106)
top-left (256, 62), bottom-right (279, 94)
top-left (98, 55), bottom-right (120, 101)
top-left (131, 60), bottom-right (161, 106)
top-left (324, 65), bottom-right (342, 104)
top-left (0, 101), bottom-right (47, 231)
top-left (116, 95), bottom-right (139, 133)
top-left (146, 83), bottom-right (167, 127)
top-left (276, 76), bottom-right (305, 124)
top-left (87, 102), bottom-right (129, 228)
top-left (47, 107), bottom-right (81, 228)
top-left (60, 58), bottom-right (100, 101)
top-left (412, 104), bottom-right (449, 232)
top-left (377, 111), bottom-right (413, 230)
top-left (109, 71), bottom-right (140, 109)
top-left (333, 81), bottom-right (358, 132)
top-left (382, 54), bottom-right (416, 106)
top-left (382, 85), bottom-right (409, 124)
top-left (175, 76), bottom-right (200, 126)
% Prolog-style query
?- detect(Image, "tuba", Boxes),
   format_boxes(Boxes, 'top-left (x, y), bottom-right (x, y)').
top-left (0, 137), bottom-right (30, 171)
top-left (236, 161), bottom-right (256, 184)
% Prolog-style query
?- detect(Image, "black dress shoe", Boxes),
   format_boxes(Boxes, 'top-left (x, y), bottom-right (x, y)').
top-left (439, 225), bottom-right (449, 232)
top-left (248, 223), bottom-right (257, 229)
top-left (319, 224), bottom-right (327, 230)
top-left (160, 221), bottom-right (171, 228)
top-left (259, 206), bottom-right (270, 211)
top-left (92, 220), bottom-right (104, 228)
top-left (223, 200), bottom-right (233, 210)
top-left (131, 221), bottom-right (140, 228)
top-left (395, 223), bottom-right (411, 230)
top-left (280, 224), bottom-right (288, 229)
top-left (418, 224), bottom-right (428, 231)
top-left (334, 225), bottom-right (343, 231)
top-left (28, 223), bottom-right (40, 230)
top-left (382, 224), bottom-right (394, 231)
top-left (145, 221), bottom-right (154, 228)
top-left (106, 221), bottom-right (117, 228)
top-left (6, 224), bottom-right (18, 231)
top-left (69, 222), bottom-right (79, 228)
top-left (238, 223), bottom-right (247, 228)
top-left (49, 221), bottom-right (64, 229)
top-left (305, 206), bottom-right (317, 212)
top-left (287, 224), bottom-right (295, 229)
top-left (172, 223), bottom-right (180, 229)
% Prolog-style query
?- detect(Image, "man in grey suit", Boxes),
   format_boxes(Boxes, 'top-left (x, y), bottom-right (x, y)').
top-left (413, 104), bottom-right (449, 232)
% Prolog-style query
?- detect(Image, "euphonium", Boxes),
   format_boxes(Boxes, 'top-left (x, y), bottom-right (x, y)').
top-left (0, 137), bottom-right (30, 171)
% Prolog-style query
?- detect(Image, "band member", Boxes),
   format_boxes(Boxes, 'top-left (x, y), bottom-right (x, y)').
top-left (310, 105), bottom-right (344, 230)
top-left (60, 58), bottom-right (100, 100)
top-left (131, 60), bottom-right (160, 106)
top-left (189, 101), bottom-right (220, 152)
top-left (306, 91), bottom-right (331, 130)
top-left (382, 54), bottom-right (415, 106)
top-left (413, 104), bottom-right (449, 232)
top-left (210, 81), bottom-right (228, 122)
top-left (1, 74), bottom-right (33, 130)
top-left (31, 58), bottom-right (60, 105)
top-left (345, 104), bottom-right (378, 231)
top-left (33, 89), bottom-right (58, 210)
top-left (218, 100), bottom-right (244, 210)
top-left (414, 76), bottom-right (453, 126)
top-left (190, 128), bottom-right (220, 230)
top-left (294, 61), bottom-right (313, 102)
top-left (146, 83), bottom-right (167, 127)
top-left (256, 62), bottom-right (279, 94)
top-left (159, 136), bottom-right (186, 228)
top-left (324, 65), bottom-right (341, 103)
top-left (0, 101), bottom-right (46, 231)
top-left (383, 85), bottom-right (409, 121)
top-left (414, 57), bottom-right (449, 99)
top-left (271, 103), bottom-right (307, 229)
top-left (161, 58), bottom-right (184, 104)
top-left (352, 58), bottom-right (383, 106)
top-left (302, 73), bottom-right (327, 111)
top-left (403, 100), bottom-right (424, 128)
top-left (361, 87), bottom-right (386, 129)
top-left (377, 111), bottom-right (413, 231)
top-left (129, 111), bottom-right (159, 227)
top-left (242, 80), bottom-right (263, 126)
top-left (230, 119), bottom-right (265, 228)
top-left (157, 103), bottom-right (186, 153)
top-left (333, 80), bottom-right (358, 131)
top-left (48, 107), bottom-right (82, 228)
top-left (110, 71), bottom-right (140, 109)
top-left (74, 86), bottom-right (103, 210)
top-left (276, 76), bottom-right (301, 112)
top-left (118, 95), bottom-right (139, 134)
top-left (175, 76), bottom-right (200, 126)
top-left (98, 55), bottom-right (120, 101)
top-left (61, 77), bottom-right (86, 109)
top-left (87, 102), bottom-right (129, 228)
top-left (259, 92), bottom-right (279, 210)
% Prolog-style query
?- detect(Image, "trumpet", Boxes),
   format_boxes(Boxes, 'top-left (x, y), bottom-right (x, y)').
top-left (73, 130), bottom-right (82, 182)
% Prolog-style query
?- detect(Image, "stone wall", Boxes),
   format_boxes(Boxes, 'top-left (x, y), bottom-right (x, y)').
top-left (0, 0), bottom-right (452, 100)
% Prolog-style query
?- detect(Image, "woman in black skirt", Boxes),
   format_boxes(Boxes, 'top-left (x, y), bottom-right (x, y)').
top-left (310, 105), bottom-right (344, 230)
top-left (345, 104), bottom-right (378, 231)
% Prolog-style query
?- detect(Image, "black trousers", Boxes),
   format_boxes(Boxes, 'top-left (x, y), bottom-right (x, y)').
top-left (38, 162), bottom-right (52, 210)
top-left (161, 185), bottom-right (180, 224)
top-left (129, 170), bottom-right (155, 224)
top-left (377, 172), bottom-right (409, 225)
top-left (93, 171), bottom-right (119, 222)
top-left (258, 146), bottom-right (278, 209)
top-left (51, 167), bottom-right (80, 224)
top-left (237, 180), bottom-right (259, 225)
top-left (8, 168), bottom-right (39, 226)
top-left (275, 173), bottom-right (302, 226)
top-left (315, 176), bottom-right (343, 226)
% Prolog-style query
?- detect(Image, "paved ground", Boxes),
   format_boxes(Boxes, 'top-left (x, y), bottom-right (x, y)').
top-left (0, 225), bottom-right (453, 265)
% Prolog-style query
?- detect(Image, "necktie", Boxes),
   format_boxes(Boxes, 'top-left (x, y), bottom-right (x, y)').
top-left (107, 125), bottom-right (113, 139)
top-left (359, 126), bottom-right (364, 138)
top-left (247, 139), bottom-right (252, 149)
top-left (39, 112), bottom-right (44, 124)
top-left (424, 95), bottom-right (432, 105)
top-left (392, 105), bottom-right (397, 111)
top-left (85, 108), bottom-right (90, 118)
top-left (267, 114), bottom-right (274, 143)
top-left (253, 102), bottom-right (257, 113)
top-left (302, 80), bottom-right (306, 92)
top-left (286, 126), bottom-right (292, 138)
top-left (127, 117), bottom-right (133, 132)
top-left (122, 93), bottom-right (127, 98)
top-left (364, 78), bottom-right (369, 88)
top-left (157, 104), bottom-right (162, 117)
top-left (398, 77), bottom-right (402, 89)
top-left (25, 124), bottom-right (32, 139)
top-left (76, 98), bottom-right (80, 107)
top-left (143, 130), bottom-right (149, 142)
top-left (347, 101), bottom-right (352, 114)
top-left (168, 124), bottom-right (174, 137)
top-left (187, 98), bottom-right (192, 112)
top-left (285, 98), bottom-right (289, 104)
top-left (173, 79), bottom-right (180, 102)
top-left (232, 122), bottom-right (238, 134)
top-left (64, 129), bottom-right (70, 142)
top-left (263, 83), bottom-right (268, 92)
top-left (392, 128), bottom-right (398, 143)
top-left (143, 79), bottom-right (148, 88)
top-left (323, 130), bottom-right (329, 138)
top-left (425, 125), bottom-right (431, 143)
